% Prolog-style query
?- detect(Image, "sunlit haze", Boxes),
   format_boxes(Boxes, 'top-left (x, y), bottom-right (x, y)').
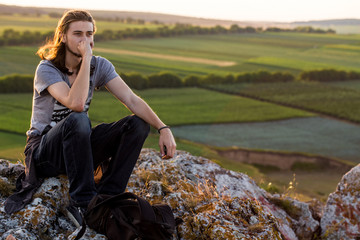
top-left (0, 0), bottom-right (359, 22)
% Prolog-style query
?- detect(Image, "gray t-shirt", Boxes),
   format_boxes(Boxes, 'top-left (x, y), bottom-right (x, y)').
top-left (27, 56), bottom-right (119, 136)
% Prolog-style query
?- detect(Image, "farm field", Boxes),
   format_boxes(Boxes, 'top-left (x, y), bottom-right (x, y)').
top-left (0, 131), bottom-right (25, 162)
top-left (1, 19), bottom-right (359, 200)
top-left (0, 14), bottom-right (161, 34)
top-left (0, 32), bottom-right (360, 77)
top-left (2, 89), bottom-right (355, 200)
top-left (0, 88), bottom-right (313, 135)
top-left (171, 117), bottom-right (360, 163)
top-left (207, 81), bottom-right (360, 123)
top-left (93, 33), bottom-right (360, 77)
top-left (327, 80), bottom-right (360, 90)
top-left (0, 87), bottom-right (305, 184)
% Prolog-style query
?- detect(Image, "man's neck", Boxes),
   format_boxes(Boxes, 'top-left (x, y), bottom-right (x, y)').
top-left (65, 52), bottom-right (82, 73)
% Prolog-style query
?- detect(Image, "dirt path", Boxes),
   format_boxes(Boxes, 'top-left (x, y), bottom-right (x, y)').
top-left (94, 47), bottom-right (236, 67)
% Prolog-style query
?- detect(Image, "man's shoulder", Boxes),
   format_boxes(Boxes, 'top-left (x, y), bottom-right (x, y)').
top-left (35, 60), bottom-right (64, 81)
top-left (93, 55), bottom-right (114, 66)
top-left (36, 60), bottom-right (58, 72)
top-left (92, 55), bottom-right (115, 74)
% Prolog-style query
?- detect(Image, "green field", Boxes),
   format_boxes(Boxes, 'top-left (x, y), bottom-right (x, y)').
top-left (327, 80), bottom-right (360, 90)
top-left (1, 20), bottom-right (360, 200)
top-left (2, 87), bottom-right (309, 181)
top-left (0, 14), bottom-right (161, 34)
top-left (207, 81), bottom-right (360, 123)
top-left (94, 33), bottom-right (360, 76)
top-left (0, 88), bottom-right (313, 135)
top-left (171, 117), bottom-right (360, 162)
top-left (0, 131), bottom-right (25, 162)
top-left (0, 32), bottom-right (360, 77)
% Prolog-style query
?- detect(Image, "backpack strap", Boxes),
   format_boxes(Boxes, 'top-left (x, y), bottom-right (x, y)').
top-left (126, 193), bottom-right (157, 222)
top-left (74, 212), bottom-right (87, 240)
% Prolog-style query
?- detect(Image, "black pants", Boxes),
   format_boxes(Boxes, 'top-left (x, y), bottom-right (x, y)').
top-left (34, 112), bottom-right (149, 208)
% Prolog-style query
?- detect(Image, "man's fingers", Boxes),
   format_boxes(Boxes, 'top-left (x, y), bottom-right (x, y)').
top-left (161, 145), bottom-right (171, 159)
top-left (165, 144), bottom-right (176, 158)
top-left (159, 144), bottom-right (165, 156)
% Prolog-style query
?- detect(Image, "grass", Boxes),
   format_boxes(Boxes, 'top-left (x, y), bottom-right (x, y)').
top-left (0, 46), bottom-right (39, 76)
top-left (170, 117), bottom-right (360, 164)
top-left (89, 88), bottom-right (313, 127)
top-left (0, 131), bottom-right (25, 161)
top-left (326, 80), bottom-right (360, 90)
top-left (0, 89), bottom-right (347, 201)
top-left (0, 25), bottom-right (359, 201)
top-left (0, 87), bottom-right (311, 177)
top-left (0, 14), bottom-right (58, 34)
top-left (93, 32), bottom-right (360, 77)
top-left (265, 170), bottom-right (344, 201)
top-left (1, 32), bottom-right (360, 77)
top-left (0, 14), bottom-right (162, 34)
top-left (0, 87), bottom-right (312, 134)
top-left (0, 93), bottom-right (32, 134)
top-left (207, 81), bottom-right (360, 123)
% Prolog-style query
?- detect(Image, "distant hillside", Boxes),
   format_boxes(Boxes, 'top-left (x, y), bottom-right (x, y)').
top-left (291, 19), bottom-right (360, 34)
top-left (1, 4), bottom-right (358, 33)
top-left (0, 4), bottom-right (290, 28)
top-left (292, 19), bottom-right (360, 26)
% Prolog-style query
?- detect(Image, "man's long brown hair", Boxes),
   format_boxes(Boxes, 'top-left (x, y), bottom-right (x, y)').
top-left (37, 10), bottom-right (96, 73)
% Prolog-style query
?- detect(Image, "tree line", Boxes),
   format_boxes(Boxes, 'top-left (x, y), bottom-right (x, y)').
top-left (0, 23), bottom-right (335, 47)
top-left (300, 69), bottom-right (360, 82)
top-left (266, 26), bottom-right (335, 34)
top-left (1, 69), bottom-right (358, 93)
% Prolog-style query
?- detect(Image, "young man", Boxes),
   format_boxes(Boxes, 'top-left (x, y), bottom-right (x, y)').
top-left (4, 10), bottom-right (176, 227)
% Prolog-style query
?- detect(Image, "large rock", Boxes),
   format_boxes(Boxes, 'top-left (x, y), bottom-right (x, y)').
top-left (0, 159), bottom-right (106, 240)
top-left (127, 149), bottom-right (321, 239)
top-left (0, 149), bottom-right (326, 239)
top-left (321, 164), bottom-right (360, 239)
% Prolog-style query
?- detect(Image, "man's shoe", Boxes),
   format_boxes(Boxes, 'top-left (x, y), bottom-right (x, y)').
top-left (65, 205), bottom-right (85, 228)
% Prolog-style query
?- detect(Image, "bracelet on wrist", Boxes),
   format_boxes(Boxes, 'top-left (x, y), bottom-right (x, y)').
top-left (158, 126), bottom-right (170, 134)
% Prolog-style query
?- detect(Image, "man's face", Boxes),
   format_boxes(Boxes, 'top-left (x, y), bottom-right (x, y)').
top-left (62, 21), bottom-right (94, 58)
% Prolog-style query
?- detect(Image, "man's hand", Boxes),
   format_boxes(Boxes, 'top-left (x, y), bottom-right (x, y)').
top-left (159, 128), bottom-right (176, 159)
top-left (78, 39), bottom-right (93, 59)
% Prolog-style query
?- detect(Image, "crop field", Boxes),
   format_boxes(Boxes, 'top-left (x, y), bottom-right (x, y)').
top-left (327, 80), bottom-right (360, 90)
top-left (0, 14), bottom-right (161, 34)
top-left (1, 15), bottom-right (359, 200)
top-left (207, 81), bottom-right (360, 123)
top-left (171, 117), bottom-right (360, 163)
top-left (0, 131), bottom-right (25, 161)
top-left (93, 33), bottom-right (360, 77)
top-left (0, 32), bottom-right (360, 77)
top-left (0, 88), bottom-right (313, 135)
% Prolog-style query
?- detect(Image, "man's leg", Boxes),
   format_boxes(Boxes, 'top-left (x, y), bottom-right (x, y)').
top-left (34, 112), bottom-right (97, 208)
top-left (91, 115), bottom-right (150, 195)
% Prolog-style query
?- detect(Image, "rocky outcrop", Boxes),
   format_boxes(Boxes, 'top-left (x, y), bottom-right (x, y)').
top-left (0, 149), bottom-right (358, 239)
top-left (0, 160), bottom-right (106, 239)
top-left (321, 164), bottom-right (360, 239)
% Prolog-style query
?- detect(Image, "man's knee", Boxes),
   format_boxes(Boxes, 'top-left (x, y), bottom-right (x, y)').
top-left (129, 115), bottom-right (150, 137)
top-left (64, 112), bottom-right (91, 135)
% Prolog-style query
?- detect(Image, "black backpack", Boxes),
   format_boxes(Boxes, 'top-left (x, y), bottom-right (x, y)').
top-left (83, 192), bottom-right (177, 240)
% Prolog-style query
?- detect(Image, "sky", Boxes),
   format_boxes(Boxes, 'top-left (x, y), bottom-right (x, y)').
top-left (0, 0), bottom-right (359, 22)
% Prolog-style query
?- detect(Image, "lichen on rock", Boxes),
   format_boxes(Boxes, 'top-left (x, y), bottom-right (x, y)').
top-left (1, 150), bottom-right (359, 239)
top-left (320, 163), bottom-right (360, 239)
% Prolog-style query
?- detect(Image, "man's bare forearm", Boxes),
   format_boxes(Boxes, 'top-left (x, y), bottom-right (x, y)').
top-left (127, 95), bottom-right (166, 130)
top-left (67, 57), bottom-right (91, 111)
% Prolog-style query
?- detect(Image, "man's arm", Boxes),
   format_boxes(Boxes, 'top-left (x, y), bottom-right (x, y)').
top-left (47, 41), bottom-right (92, 112)
top-left (105, 76), bottom-right (176, 158)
